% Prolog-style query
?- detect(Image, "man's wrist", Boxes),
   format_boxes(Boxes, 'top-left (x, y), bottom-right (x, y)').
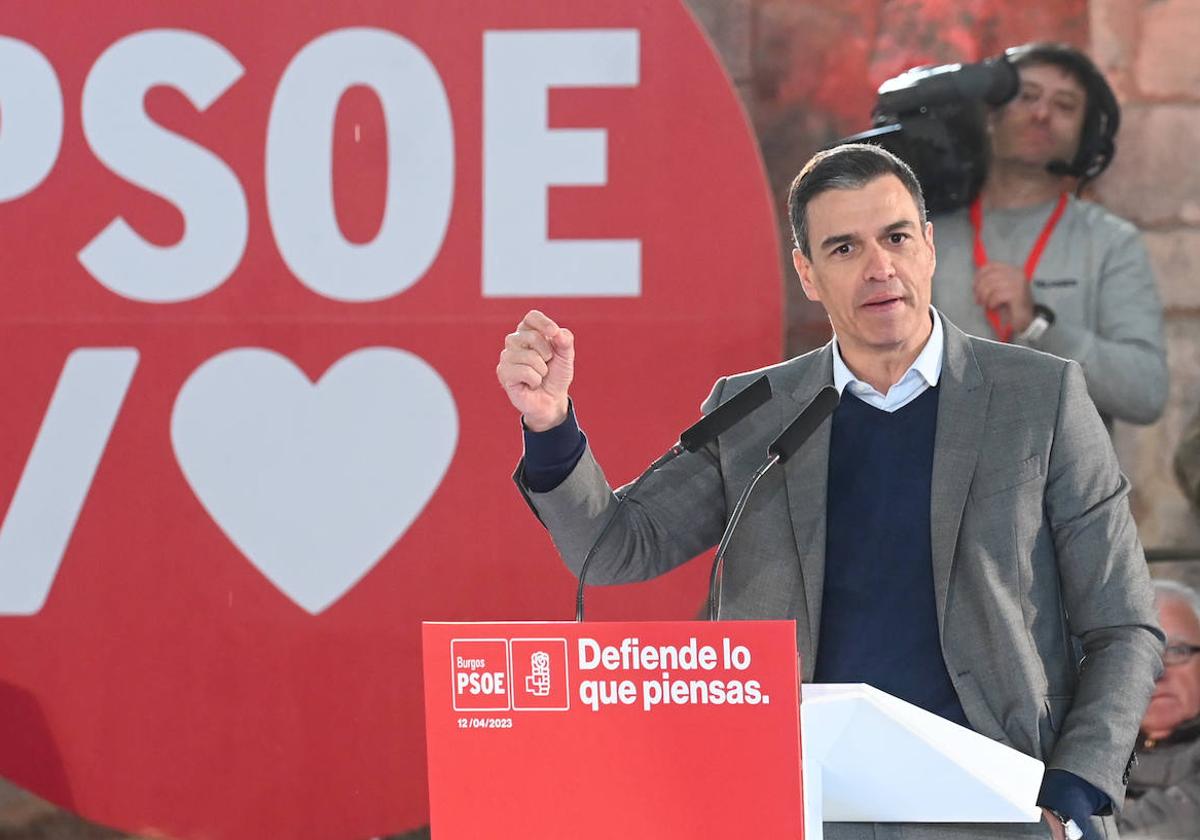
top-left (521, 401), bottom-right (585, 493)
top-left (1045, 808), bottom-right (1083, 840)
top-left (522, 400), bottom-right (570, 432)
top-left (1038, 768), bottom-right (1106, 840)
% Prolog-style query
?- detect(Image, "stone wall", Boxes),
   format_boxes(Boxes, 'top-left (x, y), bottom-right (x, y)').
top-left (1091, 0), bottom-right (1200, 562)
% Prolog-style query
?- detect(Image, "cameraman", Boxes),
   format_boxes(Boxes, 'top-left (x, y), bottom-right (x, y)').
top-left (930, 43), bottom-right (1167, 427)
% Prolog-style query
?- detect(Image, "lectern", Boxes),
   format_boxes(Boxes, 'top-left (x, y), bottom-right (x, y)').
top-left (423, 622), bottom-right (1047, 839)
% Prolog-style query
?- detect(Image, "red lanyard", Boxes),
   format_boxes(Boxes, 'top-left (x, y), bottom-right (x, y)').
top-left (968, 192), bottom-right (1068, 342)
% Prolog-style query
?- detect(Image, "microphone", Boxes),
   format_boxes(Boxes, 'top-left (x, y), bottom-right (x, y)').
top-left (707, 385), bottom-right (840, 620)
top-left (769, 385), bottom-right (841, 463)
top-left (574, 375), bottom-right (772, 621)
top-left (678, 374), bottom-right (773, 453)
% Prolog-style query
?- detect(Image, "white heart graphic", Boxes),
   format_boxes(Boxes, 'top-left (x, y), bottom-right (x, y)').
top-left (171, 347), bottom-right (458, 614)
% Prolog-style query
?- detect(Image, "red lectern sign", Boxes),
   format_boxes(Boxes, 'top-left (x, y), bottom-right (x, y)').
top-left (423, 620), bottom-right (804, 839)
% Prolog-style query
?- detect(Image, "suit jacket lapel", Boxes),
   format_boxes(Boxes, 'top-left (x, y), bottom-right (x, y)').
top-left (777, 344), bottom-right (835, 668)
top-left (930, 316), bottom-right (990, 632)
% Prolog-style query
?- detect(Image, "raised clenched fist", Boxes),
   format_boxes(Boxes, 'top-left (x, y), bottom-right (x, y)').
top-left (496, 310), bottom-right (575, 431)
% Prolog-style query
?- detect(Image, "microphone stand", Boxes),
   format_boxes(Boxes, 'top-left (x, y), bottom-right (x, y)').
top-left (706, 454), bottom-right (780, 621)
top-left (706, 385), bottom-right (840, 621)
top-left (574, 443), bottom-right (684, 622)
top-left (573, 374), bottom-right (773, 621)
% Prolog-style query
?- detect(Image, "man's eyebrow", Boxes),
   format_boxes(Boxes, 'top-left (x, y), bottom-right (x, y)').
top-left (818, 220), bottom-right (917, 251)
top-left (818, 232), bottom-right (857, 251)
top-left (882, 220), bottom-right (916, 235)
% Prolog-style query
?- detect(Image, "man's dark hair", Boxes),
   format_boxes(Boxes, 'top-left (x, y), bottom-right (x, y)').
top-left (1007, 42), bottom-right (1096, 104)
top-left (787, 143), bottom-right (927, 259)
top-left (1004, 42), bottom-right (1121, 182)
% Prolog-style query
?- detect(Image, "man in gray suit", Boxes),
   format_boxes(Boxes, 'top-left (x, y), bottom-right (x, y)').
top-left (497, 144), bottom-right (1162, 839)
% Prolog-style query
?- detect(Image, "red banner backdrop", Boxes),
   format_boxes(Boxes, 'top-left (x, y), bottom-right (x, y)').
top-left (0, 2), bottom-right (780, 837)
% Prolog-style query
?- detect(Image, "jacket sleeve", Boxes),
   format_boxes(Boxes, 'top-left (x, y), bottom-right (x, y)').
top-left (1042, 360), bottom-right (1165, 809)
top-left (1030, 225), bottom-right (1167, 425)
top-left (511, 379), bottom-right (732, 584)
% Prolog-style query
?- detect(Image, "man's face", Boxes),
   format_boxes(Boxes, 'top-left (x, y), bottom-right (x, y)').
top-left (792, 174), bottom-right (935, 360)
top-left (1142, 597), bottom-right (1200, 735)
top-left (989, 62), bottom-right (1087, 169)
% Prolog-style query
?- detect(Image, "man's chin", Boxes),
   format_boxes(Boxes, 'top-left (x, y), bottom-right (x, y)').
top-left (996, 153), bottom-right (1063, 173)
top-left (859, 314), bottom-right (929, 346)
top-left (1143, 699), bottom-right (1182, 732)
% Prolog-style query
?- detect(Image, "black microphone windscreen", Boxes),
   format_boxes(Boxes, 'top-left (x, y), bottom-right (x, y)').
top-left (768, 386), bottom-right (840, 463)
top-left (679, 375), bottom-right (772, 452)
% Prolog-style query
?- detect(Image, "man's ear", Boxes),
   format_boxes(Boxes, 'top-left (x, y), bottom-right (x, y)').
top-left (925, 220), bottom-right (936, 274)
top-left (792, 248), bottom-right (821, 303)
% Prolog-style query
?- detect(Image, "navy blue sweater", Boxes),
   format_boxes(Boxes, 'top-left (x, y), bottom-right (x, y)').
top-left (813, 386), bottom-right (970, 727)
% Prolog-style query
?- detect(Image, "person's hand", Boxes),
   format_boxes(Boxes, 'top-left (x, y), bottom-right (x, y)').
top-left (974, 261), bottom-right (1035, 335)
top-left (1040, 808), bottom-right (1067, 840)
top-left (497, 309), bottom-right (574, 432)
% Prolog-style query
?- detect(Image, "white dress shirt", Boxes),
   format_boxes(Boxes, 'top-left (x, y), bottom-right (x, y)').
top-left (831, 308), bottom-right (944, 413)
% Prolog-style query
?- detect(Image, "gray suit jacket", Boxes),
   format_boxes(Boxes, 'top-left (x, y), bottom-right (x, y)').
top-left (520, 315), bottom-right (1163, 838)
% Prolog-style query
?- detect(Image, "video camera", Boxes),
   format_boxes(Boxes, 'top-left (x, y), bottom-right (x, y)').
top-left (841, 44), bottom-right (1121, 214)
top-left (840, 55), bottom-right (1020, 214)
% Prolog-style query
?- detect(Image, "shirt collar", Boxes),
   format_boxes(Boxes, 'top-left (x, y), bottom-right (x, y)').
top-left (831, 307), bottom-right (944, 397)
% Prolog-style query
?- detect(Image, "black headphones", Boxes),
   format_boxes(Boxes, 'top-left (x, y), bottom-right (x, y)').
top-left (1002, 43), bottom-right (1120, 182)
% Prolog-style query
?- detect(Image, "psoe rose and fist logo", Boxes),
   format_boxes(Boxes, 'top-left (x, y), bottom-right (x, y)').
top-left (451, 637), bottom-right (570, 713)
top-left (0, 2), bottom-right (779, 837)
